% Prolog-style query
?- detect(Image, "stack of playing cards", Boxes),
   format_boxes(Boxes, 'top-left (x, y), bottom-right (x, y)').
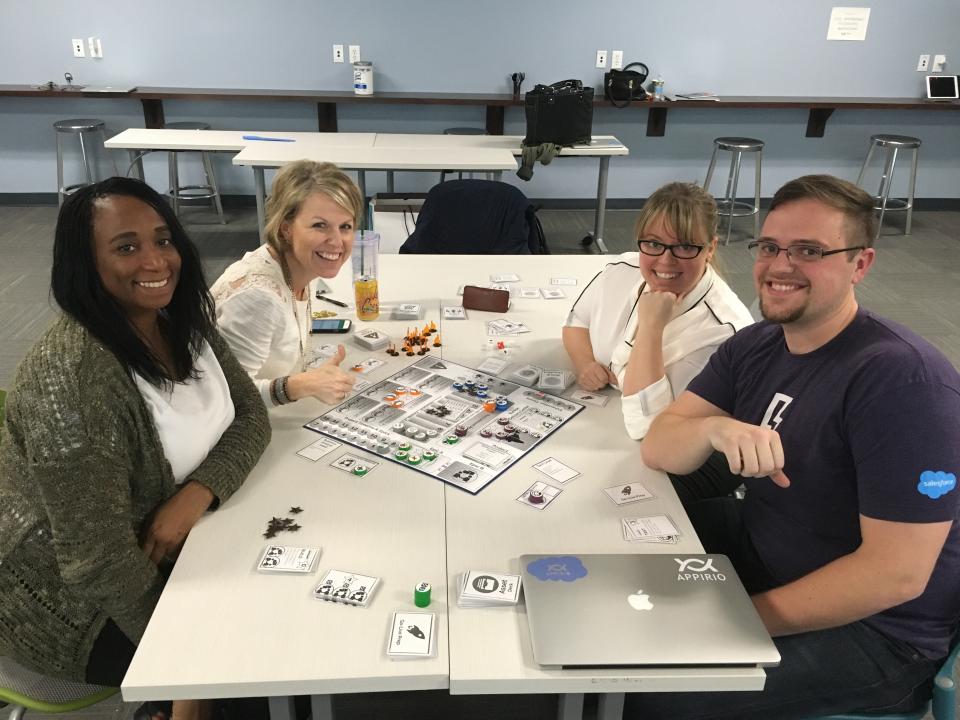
top-left (257, 545), bottom-right (322, 573)
top-left (457, 570), bottom-right (522, 607)
top-left (313, 569), bottom-right (380, 607)
top-left (621, 514), bottom-right (681, 544)
top-left (486, 318), bottom-right (531, 336)
top-left (385, 611), bottom-right (437, 660)
top-left (536, 369), bottom-right (574, 392)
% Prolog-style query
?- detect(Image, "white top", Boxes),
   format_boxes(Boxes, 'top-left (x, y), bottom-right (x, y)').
top-left (565, 253), bottom-right (754, 439)
top-left (134, 340), bottom-right (236, 484)
top-left (210, 245), bottom-right (310, 405)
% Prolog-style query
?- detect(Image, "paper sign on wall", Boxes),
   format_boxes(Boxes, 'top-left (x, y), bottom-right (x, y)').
top-left (827, 7), bottom-right (870, 41)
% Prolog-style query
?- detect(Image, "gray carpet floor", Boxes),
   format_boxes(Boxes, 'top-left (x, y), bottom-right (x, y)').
top-left (1, 203), bottom-right (956, 720)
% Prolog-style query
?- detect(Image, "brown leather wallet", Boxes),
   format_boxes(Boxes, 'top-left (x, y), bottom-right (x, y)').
top-left (462, 285), bottom-right (510, 313)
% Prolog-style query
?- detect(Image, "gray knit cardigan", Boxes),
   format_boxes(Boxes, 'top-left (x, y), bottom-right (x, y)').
top-left (0, 314), bottom-right (271, 681)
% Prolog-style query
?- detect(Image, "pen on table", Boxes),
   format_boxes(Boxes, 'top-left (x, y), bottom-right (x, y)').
top-left (241, 135), bottom-right (295, 142)
top-left (315, 292), bottom-right (349, 308)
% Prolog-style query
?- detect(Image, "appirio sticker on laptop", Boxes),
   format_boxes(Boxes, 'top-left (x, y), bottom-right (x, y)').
top-left (526, 556), bottom-right (588, 582)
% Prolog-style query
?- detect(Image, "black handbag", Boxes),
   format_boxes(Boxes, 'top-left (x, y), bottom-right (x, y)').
top-left (523, 79), bottom-right (594, 146)
top-left (604, 62), bottom-right (649, 108)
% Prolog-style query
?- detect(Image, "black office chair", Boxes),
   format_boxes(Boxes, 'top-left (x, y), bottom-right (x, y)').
top-left (399, 179), bottom-right (548, 255)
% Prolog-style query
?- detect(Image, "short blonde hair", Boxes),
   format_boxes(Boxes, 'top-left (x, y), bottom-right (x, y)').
top-left (264, 160), bottom-right (363, 255)
top-left (634, 182), bottom-right (718, 250)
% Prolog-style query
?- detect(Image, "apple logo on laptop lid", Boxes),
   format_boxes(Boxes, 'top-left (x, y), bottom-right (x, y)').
top-left (627, 589), bottom-right (654, 611)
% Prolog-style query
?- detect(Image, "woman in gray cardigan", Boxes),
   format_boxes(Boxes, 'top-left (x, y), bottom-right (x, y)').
top-left (0, 178), bottom-right (270, 712)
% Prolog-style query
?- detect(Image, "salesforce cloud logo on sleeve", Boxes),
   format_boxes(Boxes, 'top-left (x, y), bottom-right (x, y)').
top-left (917, 470), bottom-right (957, 499)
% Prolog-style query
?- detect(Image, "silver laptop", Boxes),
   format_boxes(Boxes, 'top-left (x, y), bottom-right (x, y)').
top-left (520, 553), bottom-right (780, 669)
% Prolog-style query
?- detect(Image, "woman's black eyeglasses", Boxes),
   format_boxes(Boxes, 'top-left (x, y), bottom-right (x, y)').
top-left (637, 240), bottom-right (705, 260)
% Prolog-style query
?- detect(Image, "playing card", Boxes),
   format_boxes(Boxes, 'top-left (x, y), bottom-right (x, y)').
top-left (550, 277), bottom-right (578, 286)
top-left (489, 273), bottom-right (520, 283)
top-left (537, 370), bottom-right (570, 391)
top-left (505, 363), bottom-right (541, 385)
top-left (443, 305), bottom-right (467, 320)
top-left (314, 569), bottom-right (380, 607)
top-left (386, 612), bottom-right (436, 658)
top-left (622, 514), bottom-right (680, 542)
top-left (351, 379), bottom-right (372, 393)
top-left (569, 389), bottom-right (610, 407)
top-left (305, 344), bottom-right (341, 368)
top-left (532, 457), bottom-right (580, 483)
top-left (257, 545), bottom-right (321, 573)
top-left (458, 570), bottom-right (522, 606)
top-left (517, 287), bottom-right (542, 299)
top-left (541, 288), bottom-right (567, 299)
top-left (603, 482), bottom-right (655, 506)
top-left (515, 480), bottom-right (562, 510)
top-left (476, 356), bottom-right (508, 375)
top-left (296, 436), bottom-right (342, 462)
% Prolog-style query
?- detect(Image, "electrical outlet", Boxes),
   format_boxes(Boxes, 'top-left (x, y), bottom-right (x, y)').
top-left (933, 54), bottom-right (947, 72)
top-left (349, 45), bottom-right (361, 64)
top-left (611, 50), bottom-right (624, 70)
top-left (333, 44), bottom-right (344, 63)
top-left (72, 38), bottom-right (85, 57)
top-left (596, 50), bottom-right (607, 69)
top-left (917, 54), bottom-right (930, 71)
top-left (88, 37), bottom-right (102, 58)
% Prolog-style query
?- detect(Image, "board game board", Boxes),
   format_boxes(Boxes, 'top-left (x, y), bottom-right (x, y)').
top-left (304, 357), bottom-right (584, 494)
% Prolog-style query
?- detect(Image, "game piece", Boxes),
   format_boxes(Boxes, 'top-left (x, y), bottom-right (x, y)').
top-left (290, 506), bottom-right (303, 514)
top-left (433, 334), bottom-right (442, 347)
top-left (352, 464), bottom-right (369, 476)
top-left (516, 481), bottom-right (562, 510)
top-left (414, 582), bottom-right (432, 607)
top-left (528, 489), bottom-right (544, 504)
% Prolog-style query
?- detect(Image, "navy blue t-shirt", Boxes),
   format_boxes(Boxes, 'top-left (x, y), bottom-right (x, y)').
top-left (687, 308), bottom-right (960, 658)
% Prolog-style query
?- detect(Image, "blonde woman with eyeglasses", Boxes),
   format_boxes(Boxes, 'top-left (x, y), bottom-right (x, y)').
top-left (562, 182), bottom-right (754, 439)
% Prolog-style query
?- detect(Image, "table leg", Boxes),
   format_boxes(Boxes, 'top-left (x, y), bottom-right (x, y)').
top-left (558, 693), bottom-right (584, 720)
top-left (254, 167), bottom-right (266, 243)
top-left (128, 150), bottom-right (145, 180)
top-left (386, 170), bottom-right (395, 194)
top-left (310, 694), bottom-right (334, 720)
top-left (590, 156), bottom-right (611, 253)
top-left (267, 696), bottom-right (296, 720)
top-left (597, 692), bottom-right (625, 720)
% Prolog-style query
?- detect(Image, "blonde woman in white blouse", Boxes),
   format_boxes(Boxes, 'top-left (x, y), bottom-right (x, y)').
top-left (212, 161), bottom-right (363, 407)
top-left (563, 182), bottom-right (754, 439)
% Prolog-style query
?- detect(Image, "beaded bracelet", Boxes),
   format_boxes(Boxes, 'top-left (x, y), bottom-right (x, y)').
top-left (271, 376), bottom-right (292, 406)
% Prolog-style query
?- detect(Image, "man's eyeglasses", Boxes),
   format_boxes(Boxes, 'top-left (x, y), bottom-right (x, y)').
top-left (748, 240), bottom-right (865, 263)
top-left (638, 240), bottom-right (705, 260)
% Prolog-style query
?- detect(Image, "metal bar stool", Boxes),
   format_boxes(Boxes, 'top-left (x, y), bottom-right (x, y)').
top-left (855, 134), bottom-right (920, 238)
top-left (165, 121), bottom-right (226, 224)
top-left (439, 127), bottom-right (493, 184)
top-left (703, 137), bottom-right (764, 245)
top-left (54, 119), bottom-right (118, 207)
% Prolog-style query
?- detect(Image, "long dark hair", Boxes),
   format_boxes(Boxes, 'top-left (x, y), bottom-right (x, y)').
top-left (51, 177), bottom-right (216, 387)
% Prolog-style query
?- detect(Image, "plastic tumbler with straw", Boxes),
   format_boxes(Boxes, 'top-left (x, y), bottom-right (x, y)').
top-left (353, 231), bottom-right (380, 321)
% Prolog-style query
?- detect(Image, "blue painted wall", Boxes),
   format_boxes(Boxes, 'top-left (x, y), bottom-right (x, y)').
top-left (1, 0), bottom-right (958, 198)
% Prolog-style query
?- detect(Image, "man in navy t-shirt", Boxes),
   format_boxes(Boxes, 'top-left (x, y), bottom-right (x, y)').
top-left (635, 175), bottom-right (960, 720)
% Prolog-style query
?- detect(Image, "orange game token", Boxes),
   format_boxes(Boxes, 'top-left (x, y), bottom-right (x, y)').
top-left (409, 389), bottom-right (422, 397)
top-left (392, 400), bottom-right (405, 408)
top-left (384, 394), bottom-right (397, 402)
top-left (483, 401), bottom-right (495, 412)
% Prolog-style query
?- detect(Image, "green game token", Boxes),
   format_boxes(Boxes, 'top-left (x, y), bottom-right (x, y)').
top-left (395, 450), bottom-right (409, 460)
top-left (444, 435), bottom-right (459, 445)
top-left (414, 581), bottom-right (431, 608)
top-left (423, 449), bottom-right (437, 461)
top-left (399, 442), bottom-right (412, 452)
top-left (407, 453), bottom-right (421, 465)
top-left (352, 464), bottom-right (369, 476)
